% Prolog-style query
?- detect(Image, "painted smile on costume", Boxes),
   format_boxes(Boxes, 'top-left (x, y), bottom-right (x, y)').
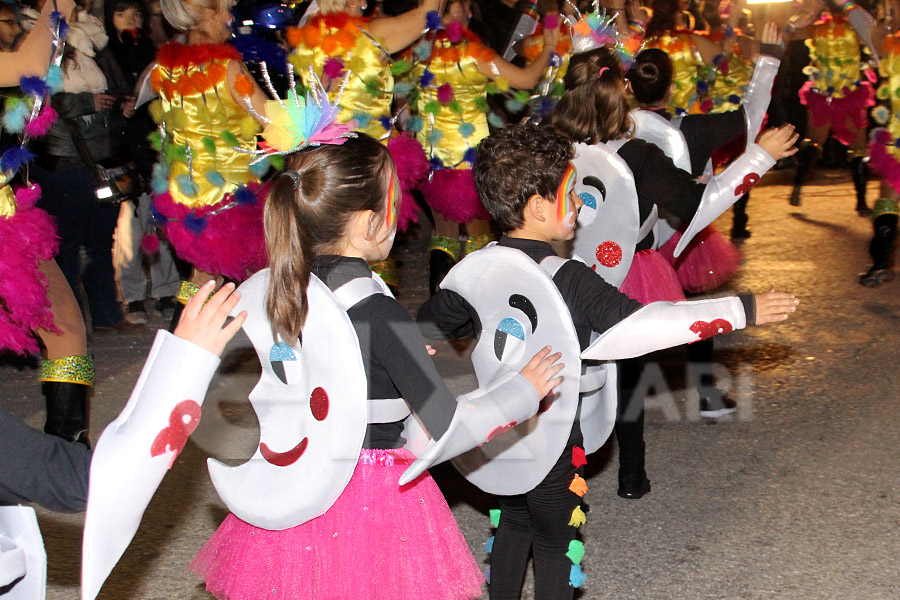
top-left (557, 164), bottom-right (577, 228)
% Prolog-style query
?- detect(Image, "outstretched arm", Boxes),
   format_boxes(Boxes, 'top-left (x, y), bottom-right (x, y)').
top-left (0, 0), bottom-right (76, 87)
top-left (368, 0), bottom-right (446, 54)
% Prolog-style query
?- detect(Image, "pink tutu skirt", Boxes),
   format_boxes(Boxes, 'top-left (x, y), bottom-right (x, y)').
top-left (657, 228), bottom-right (741, 294)
top-left (619, 249), bottom-right (686, 304)
top-left (191, 448), bottom-right (484, 600)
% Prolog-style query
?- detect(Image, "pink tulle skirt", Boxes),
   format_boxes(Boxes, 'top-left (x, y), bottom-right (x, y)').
top-left (619, 249), bottom-right (686, 304)
top-left (657, 227), bottom-right (741, 294)
top-left (800, 81), bottom-right (874, 147)
top-left (153, 182), bottom-right (270, 282)
top-left (190, 448), bottom-right (484, 600)
top-left (869, 128), bottom-right (900, 195)
top-left (421, 168), bottom-right (490, 224)
top-left (0, 188), bottom-right (60, 355)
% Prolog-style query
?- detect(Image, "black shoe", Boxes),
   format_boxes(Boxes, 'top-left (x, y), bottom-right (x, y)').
top-left (859, 266), bottom-right (895, 287)
top-left (618, 469), bottom-right (651, 499)
top-left (857, 205), bottom-right (873, 217)
top-left (730, 228), bottom-right (752, 240)
top-left (43, 381), bottom-right (91, 446)
top-left (429, 250), bottom-right (456, 297)
top-left (789, 188), bottom-right (801, 207)
top-left (699, 395), bottom-right (737, 419)
top-left (125, 300), bottom-right (148, 325)
top-left (154, 296), bottom-right (178, 319)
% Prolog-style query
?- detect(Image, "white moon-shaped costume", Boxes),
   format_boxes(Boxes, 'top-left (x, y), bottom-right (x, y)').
top-left (443, 245), bottom-right (584, 495)
top-left (0, 506), bottom-right (44, 600)
top-left (207, 270), bottom-right (368, 531)
top-left (570, 142), bottom-right (641, 288)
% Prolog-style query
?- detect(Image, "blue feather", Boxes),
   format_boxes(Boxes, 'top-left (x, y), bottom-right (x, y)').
top-left (183, 212), bottom-right (206, 234)
top-left (420, 69), bottom-right (435, 88)
top-left (248, 160), bottom-right (269, 178)
top-left (19, 76), bottom-right (48, 97)
top-left (378, 115), bottom-right (393, 131)
top-left (406, 115), bottom-right (424, 133)
top-left (205, 171), bottom-right (227, 187)
top-left (2, 104), bottom-right (29, 134)
top-left (1, 146), bottom-right (35, 172)
top-left (428, 157), bottom-right (444, 170)
top-left (569, 565), bottom-right (587, 588)
top-left (463, 147), bottom-right (477, 165)
top-left (46, 66), bottom-right (63, 93)
top-left (175, 174), bottom-right (198, 197)
top-left (149, 204), bottom-right (167, 227)
top-left (425, 10), bottom-right (441, 30)
top-left (235, 186), bottom-right (256, 205)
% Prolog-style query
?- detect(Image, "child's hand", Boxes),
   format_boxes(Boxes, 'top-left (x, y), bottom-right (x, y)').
top-left (174, 281), bottom-right (247, 356)
top-left (426, 344), bottom-right (436, 356)
top-left (543, 22), bottom-right (560, 49)
top-left (520, 346), bottom-right (565, 398)
top-left (758, 124), bottom-right (800, 160)
top-left (754, 289), bottom-right (799, 325)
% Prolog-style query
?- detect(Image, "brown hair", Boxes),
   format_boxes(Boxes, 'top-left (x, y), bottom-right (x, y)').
top-left (549, 47), bottom-right (632, 145)
top-left (264, 134), bottom-right (393, 344)
top-left (474, 123), bottom-right (574, 232)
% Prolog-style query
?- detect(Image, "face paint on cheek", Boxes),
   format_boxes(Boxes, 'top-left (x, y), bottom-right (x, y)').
top-left (556, 164), bottom-right (576, 227)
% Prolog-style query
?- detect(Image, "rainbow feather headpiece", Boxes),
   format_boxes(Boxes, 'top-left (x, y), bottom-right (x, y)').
top-left (567, 1), bottom-right (642, 68)
top-left (241, 64), bottom-right (355, 165)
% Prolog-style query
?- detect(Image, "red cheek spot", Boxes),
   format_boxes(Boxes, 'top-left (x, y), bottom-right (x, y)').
top-left (150, 400), bottom-right (202, 469)
top-left (310, 387), bottom-right (329, 421)
top-left (595, 241), bottom-right (622, 268)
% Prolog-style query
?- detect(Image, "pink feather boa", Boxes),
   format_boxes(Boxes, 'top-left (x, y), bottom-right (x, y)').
top-left (800, 81), bottom-right (874, 147)
top-left (421, 168), bottom-right (489, 223)
top-left (387, 134), bottom-right (429, 231)
top-left (153, 182), bottom-right (270, 281)
top-left (868, 128), bottom-right (900, 195)
top-left (0, 191), bottom-right (60, 355)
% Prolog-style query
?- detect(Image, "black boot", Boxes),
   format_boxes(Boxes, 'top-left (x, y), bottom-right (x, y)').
top-left (43, 381), bottom-right (91, 446)
top-left (852, 157), bottom-right (872, 216)
top-left (731, 193), bottom-right (751, 240)
top-left (790, 143), bottom-right (819, 206)
top-left (616, 357), bottom-right (650, 499)
top-left (429, 236), bottom-right (461, 297)
top-left (860, 203), bottom-right (898, 287)
top-left (168, 301), bottom-right (185, 332)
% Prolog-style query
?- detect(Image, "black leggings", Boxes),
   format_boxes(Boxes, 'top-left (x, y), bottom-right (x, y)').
top-left (489, 428), bottom-right (585, 600)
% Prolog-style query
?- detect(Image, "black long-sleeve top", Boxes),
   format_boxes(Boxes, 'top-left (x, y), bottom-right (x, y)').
top-left (417, 236), bottom-right (644, 352)
top-left (616, 138), bottom-right (707, 251)
top-left (652, 106), bottom-right (747, 177)
top-left (312, 256), bottom-right (456, 449)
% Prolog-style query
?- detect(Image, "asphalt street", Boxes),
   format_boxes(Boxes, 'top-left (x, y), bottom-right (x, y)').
top-left (3, 168), bottom-right (900, 599)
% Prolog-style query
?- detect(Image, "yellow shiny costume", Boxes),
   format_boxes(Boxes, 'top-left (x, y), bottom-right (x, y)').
top-left (805, 14), bottom-right (863, 98)
top-left (645, 31), bottom-right (708, 114)
top-left (288, 13), bottom-right (394, 141)
top-left (800, 13), bottom-right (873, 147)
top-left (411, 26), bottom-right (495, 223)
top-left (869, 34), bottom-right (900, 196)
top-left (703, 31), bottom-right (752, 114)
top-left (0, 183), bottom-right (14, 218)
top-left (149, 42), bottom-right (267, 281)
top-left (521, 24), bottom-right (573, 115)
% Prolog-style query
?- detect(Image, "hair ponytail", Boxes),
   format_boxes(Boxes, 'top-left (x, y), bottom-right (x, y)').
top-left (263, 133), bottom-right (393, 344)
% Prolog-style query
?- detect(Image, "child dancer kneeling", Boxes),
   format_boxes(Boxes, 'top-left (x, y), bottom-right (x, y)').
top-left (190, 132), bottom-right (564, 600)
top-left (418, 123), bottom-right (799, 599)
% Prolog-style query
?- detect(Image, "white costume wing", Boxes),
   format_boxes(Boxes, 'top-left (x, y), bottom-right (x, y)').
top-left (0, 506), bottom-right (44, 600)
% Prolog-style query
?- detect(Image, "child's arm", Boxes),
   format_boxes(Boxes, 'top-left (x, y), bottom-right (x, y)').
top-left (416, 288), bottom-right (481, 340)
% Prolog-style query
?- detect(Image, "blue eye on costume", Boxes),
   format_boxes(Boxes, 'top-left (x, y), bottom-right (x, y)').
top-left (579, 192), bottom-right (597, 210)
top-left (270, 342), bottom-right (298, 385)
top-left (494, 317), bottom-right (525, 361)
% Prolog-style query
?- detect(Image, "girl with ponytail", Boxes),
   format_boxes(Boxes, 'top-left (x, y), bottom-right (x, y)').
top-left (191, 133), bottom-right (564, 599)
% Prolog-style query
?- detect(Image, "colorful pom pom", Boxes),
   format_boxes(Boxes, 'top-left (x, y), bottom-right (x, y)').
top-left (428, 129), bottom-right (443, 145)
top-left (352, 111), bottom-right (373, 128)
top-left (569, 565), bottom-right (587, 588)
top-left (2, 101), bottom-right (29, 134)
top-left (201, 135), bottom-right (217, 156)
top-left (544, 14), bottom-right (560, 29)
top-left (24, 106), bottom-right (57, 137)
top-left (483, 536), bottom-right (494, 552)
top-left (270, 155), bottom-right (284, 170)
top-left (437, 83), bottom-right (455, 104)
top-left (141, 233), bottom-right (160, 254)
top-left (240, 116), bottom-right (259, 139)
top-left (568, 506), bottom-right (586, 527)
top-left (393, 81), bottom-right (414, 95)
top-left (1, 146), bottom-right (35, 172)
top-left (566, 540), bottom-right (585, 565)
top-left (14, 183), bottom-right (41, 209)
top-left (426, 10), bottom-right (441, 30)
top-left (505, 98), bottom-right (525, 113)
top-left (489, 509), bottom-right (501, 528)
top-left (221, 130), bottom-right (240, 147)
top-left (572, 446), bottom-right (587, 467)
top-left (175, 174), bottom-right (198, 197)
top-left (19, 76), bottom-right (48, 97)
top-left (249, 160), bottom-right (270, 178)
top-left (459, 122), bottom-right (475, 137)
top-left (487, 112), bottom-right (505, 128)
top-left (406, 115), bottom-right (424, 133)
top-left (414, 41), bottom-right (432, 62)
top-left (205, 171), bottom-right (226, 187)
top-left (420, 69), bottom-right (435, 88)
top-left (378, 115), bottom-right (393, 131)
top-left (447, 22), bottom-right (463, 43)
top-left (235, 186), bottom-right (256, 205)
top-left (474, 96), bottom-right (490, 113)
top-left (323, 57), bottom-right (345, 79)
top-left (364, 77), bottom-right (381, 97)
top-left (391, 60), bottom-right (412, 76)
top-left (234, 73), bottom-right (255, 97)
top-left (46, 66), bottom-right (63, 93)
top-left (569, 474), bottom-right (588, 497)
top-left (183, 211), bottom-right (206, 234)
top-left (424, 99), bottom-right (442, 116)
top-left (463, 147), bottom-right (477, 165)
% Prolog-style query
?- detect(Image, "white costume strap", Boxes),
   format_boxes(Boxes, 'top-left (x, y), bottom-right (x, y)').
top-left (0, 506), bottom-right (44, 600)
top-left (539, 255), bottom-right (569, 278)
top-left (0, 535), bottom-right (26, 589)
top-left (638, 204), bottom-right (659, 242)
top-left (332, 276), bottom-right (410, 425)
top-left (742, 55), bottom-right (780, 152)
top-left (581, 296), bottom-right (747, 361)
top-left (673, 143), bottom-right (775, 257)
